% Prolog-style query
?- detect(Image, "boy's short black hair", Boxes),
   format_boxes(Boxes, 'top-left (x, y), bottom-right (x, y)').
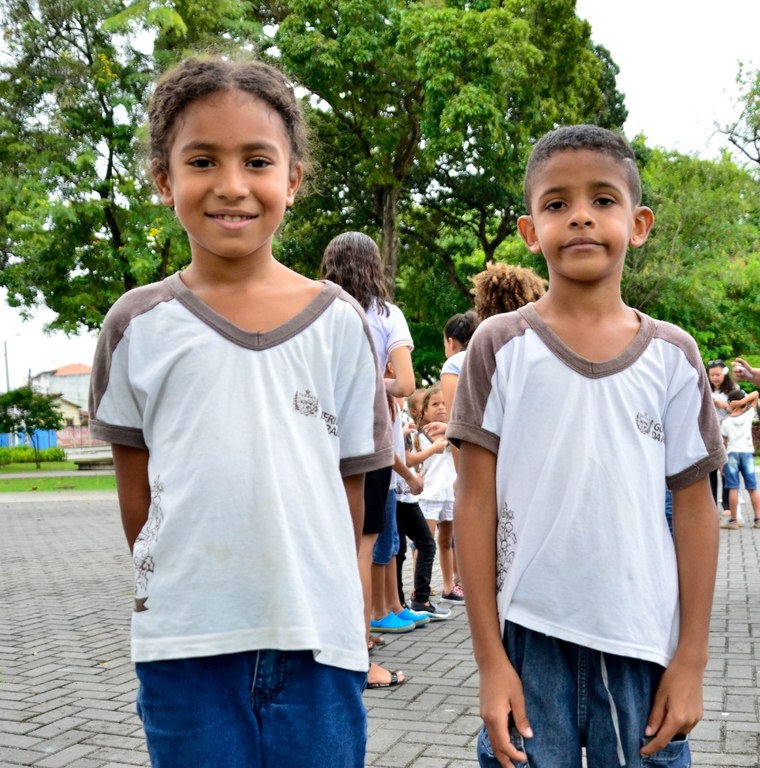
top-left (523, 124), bottom-right (642, 213)
top-left (728, 390), bottom-right (746, 403)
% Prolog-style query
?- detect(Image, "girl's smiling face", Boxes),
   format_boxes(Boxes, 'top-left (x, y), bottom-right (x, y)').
top-left (155, 89), bottom-right (302, 267)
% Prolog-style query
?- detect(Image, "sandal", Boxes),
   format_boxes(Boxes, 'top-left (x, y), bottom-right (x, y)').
top-left (366, 663), bottom-right (406, 689)
top-left (369, 634), bottom-right (385, 646)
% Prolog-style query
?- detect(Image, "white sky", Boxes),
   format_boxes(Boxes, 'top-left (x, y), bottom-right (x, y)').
top-left (2, 1), bottom-right (759, 390)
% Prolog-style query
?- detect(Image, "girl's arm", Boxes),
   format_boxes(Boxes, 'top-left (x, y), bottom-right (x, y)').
top-left (112, 444), bottom-right (151, 553)
top-left (342, 473), bottom-right (366, 553)
top-left (385, 345), bottom-right (415, 398)
top-left (393, 452), bottom-right (423, 496)
top-left (440, 372), bottom-right (458, 418)
top-left (406, 437), bottom-right (447, 467)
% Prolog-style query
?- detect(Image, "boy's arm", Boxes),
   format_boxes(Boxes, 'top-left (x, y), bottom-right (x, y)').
top-left (641, 475), bottom-right (718, 756)
top-left (454, 441), bottom-right (532, 767)
top-left (342, 473), bottom-right (365, 553)
top-left (112, 444), bottom-right (151, 553)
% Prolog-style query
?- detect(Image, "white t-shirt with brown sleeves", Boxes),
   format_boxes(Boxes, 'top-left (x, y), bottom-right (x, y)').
top-left (447, 303), bottom-right (725, 668)
top-left (90, 274), bottom-right (393, 671)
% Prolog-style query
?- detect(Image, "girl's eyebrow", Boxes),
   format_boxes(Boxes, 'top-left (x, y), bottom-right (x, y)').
top-left (177, 140), bottom-right (282, 154)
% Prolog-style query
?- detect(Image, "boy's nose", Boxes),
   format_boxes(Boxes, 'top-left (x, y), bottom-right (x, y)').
top-left (569, 204), bottom-right (594, 227)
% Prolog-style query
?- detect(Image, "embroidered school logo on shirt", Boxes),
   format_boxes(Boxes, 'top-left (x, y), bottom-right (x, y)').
top-left (635, 412), bottom-right (664, 443)
top-left (293, 389), bottom-right (319, 416)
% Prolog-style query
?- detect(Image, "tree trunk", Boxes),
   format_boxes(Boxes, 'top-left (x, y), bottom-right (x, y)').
top-left (377, 186), bottom-right (401, 299)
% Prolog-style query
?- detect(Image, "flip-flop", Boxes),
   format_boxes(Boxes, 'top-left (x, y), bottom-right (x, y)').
top-left (367, 638), bottom-right (376, 654)
top-left (366, 666), bottom-right (406, 689)
top-left (369, 634), bottom-right (385, 646)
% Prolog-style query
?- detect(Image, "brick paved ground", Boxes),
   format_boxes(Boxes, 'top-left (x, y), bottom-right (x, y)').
top-left (1, 490), bottom-right (758, 767)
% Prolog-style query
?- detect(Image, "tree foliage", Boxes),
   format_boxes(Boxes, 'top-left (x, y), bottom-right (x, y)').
top-left (624, 142), bottom-right (760, 359)
top-left (720, 66), bottom-right (760, 169)
top-left (0, 387), bottom-right (64, 467)
top-left (0, 0), bottom-right (758, 378)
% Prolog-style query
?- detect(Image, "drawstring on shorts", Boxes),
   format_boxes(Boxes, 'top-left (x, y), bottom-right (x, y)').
top-left (600, 653), bottom-right (627, 766)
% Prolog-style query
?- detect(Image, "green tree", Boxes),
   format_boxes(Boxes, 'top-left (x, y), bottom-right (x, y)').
top-left (624, 142), bottom-right (760, 359)
top-left (273, 0), bottom-right (624, 291)
top-left (721, 66), bottom-right (760, 169)
top-left (0, 0), bottom-right (259, 333)
top-left (0, 387), bottom-right (64, 468)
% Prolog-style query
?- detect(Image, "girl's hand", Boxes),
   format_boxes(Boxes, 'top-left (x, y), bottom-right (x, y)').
top-left (403, 421), bottom-right (417, 438)
top-left (423, 421), bottom-right (447, 439)
top-left (432, 437), bottom-right (448, 454)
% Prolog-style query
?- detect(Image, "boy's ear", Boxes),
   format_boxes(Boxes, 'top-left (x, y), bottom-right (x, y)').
top-left (629, 206), bottom-right (654, 248)
top-left (152, 160), bottom-right (174, 207)
top-left (285, 162), bottom-right (304, 207)
top-left (517, 215), bottom-right (542, 254)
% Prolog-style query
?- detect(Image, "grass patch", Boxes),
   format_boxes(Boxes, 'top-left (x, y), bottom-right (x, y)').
top-left (0, 474), bottom-right (116, 493)
top-left (0, 461), bottom-right (79, 474)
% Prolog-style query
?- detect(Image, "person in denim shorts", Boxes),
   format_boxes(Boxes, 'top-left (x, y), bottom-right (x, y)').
top-left (720, 389), bottom-right (760, 529)
top-left (90, 57), bottom-right (393, 767)
top-left (448, 126), bottom-right (724, 768)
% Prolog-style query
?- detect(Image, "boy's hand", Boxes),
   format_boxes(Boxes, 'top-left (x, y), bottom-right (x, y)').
top-left (640, 656), bottom-right (704, 757)
top-left (480, 656), bottom-right (532, 767)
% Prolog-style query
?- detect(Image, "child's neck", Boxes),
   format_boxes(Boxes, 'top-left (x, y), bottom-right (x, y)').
top-left (181, 257), bottom-right (321, 333)
top-left (533, 289), bottom-right (639, 364)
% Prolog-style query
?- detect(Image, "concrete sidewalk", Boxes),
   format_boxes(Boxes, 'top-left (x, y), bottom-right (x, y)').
top-left (0, 491), bottom-right (757, 766)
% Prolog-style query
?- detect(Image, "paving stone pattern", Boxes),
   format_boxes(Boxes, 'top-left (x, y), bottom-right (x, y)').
top-left (0, 491), bottom-right (757, 767)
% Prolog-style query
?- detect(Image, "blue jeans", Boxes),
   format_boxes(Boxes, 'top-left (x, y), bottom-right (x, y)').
top-left (136, 650), bottom-right (367, 767)
top-left (372, 489), bottom-right (399, 565)
top-left (477, 622), bottom-right (691, 768)
top-left (724, 451), bottom-right (758, 491)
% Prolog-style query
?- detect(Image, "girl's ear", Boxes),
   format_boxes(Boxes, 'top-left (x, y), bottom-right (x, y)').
top-left (285, 162), bottom-right (304, 207)
top-left (517, 214), bottom-right (541, 254)
top-left (629, 206), bottom-right (654, 248)
top-left (152, 160), bottom-right (174, 207)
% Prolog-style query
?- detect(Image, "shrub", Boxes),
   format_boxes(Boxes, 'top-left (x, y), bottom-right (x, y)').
top-left (0, 446), bottom-right (67, 465)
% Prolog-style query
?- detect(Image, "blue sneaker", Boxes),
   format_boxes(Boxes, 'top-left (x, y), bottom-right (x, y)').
top-left (370, 612), bottom-right (415, 633)
top-left (396, 607), bottom-right (430, 627)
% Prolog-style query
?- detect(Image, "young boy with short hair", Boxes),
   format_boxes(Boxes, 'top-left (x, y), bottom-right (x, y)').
top-left (720, 388), bottom-right (760, 529)
top-left (448, 125), bottom-right (724, 767)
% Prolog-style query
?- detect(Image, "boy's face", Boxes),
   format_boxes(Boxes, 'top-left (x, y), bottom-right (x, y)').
top-left (517, 149), bottom-right (653, 288)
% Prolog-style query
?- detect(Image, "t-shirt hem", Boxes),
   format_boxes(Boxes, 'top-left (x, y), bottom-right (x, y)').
top-left (446, 422), bottom-right (499, 453)
top-left (505, 609), bottom-right (672, 668)
top-left (90, 420), bottom-right (146, 450)
top-left (667, 447), bottom-right (727, 491)
top-left (341, 447), bottom-right (394, 476)
top-left (132, 633), bottom-right (369, 673)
